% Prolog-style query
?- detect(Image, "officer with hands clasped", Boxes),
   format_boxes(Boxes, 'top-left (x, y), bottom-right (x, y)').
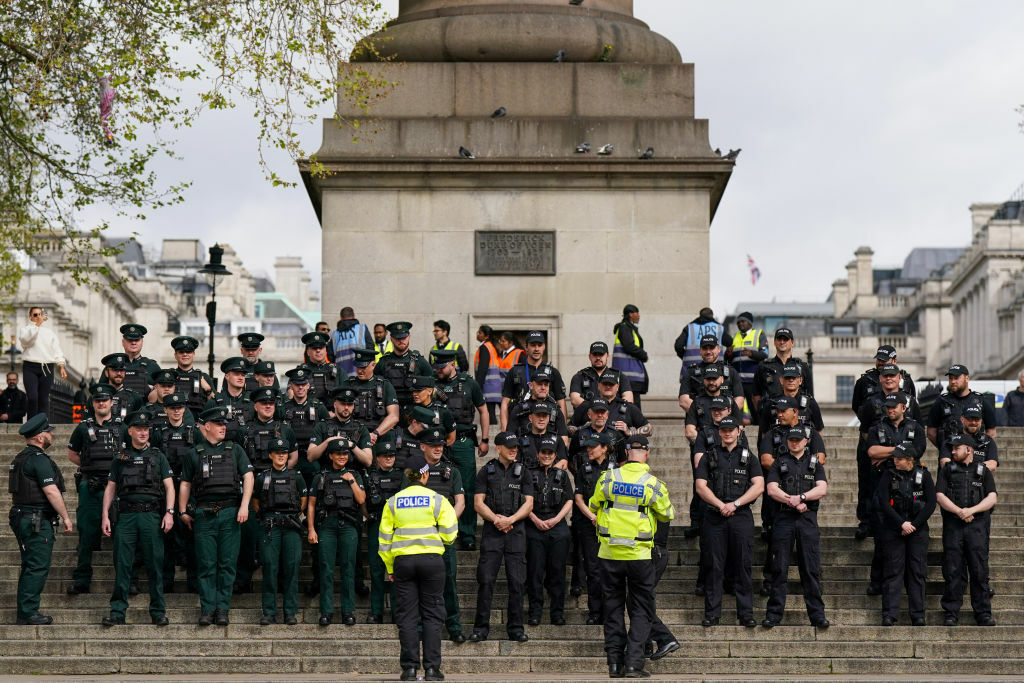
top-left (10, 414), bottom-right (72, 625)
top-left (526, 435), bottom-right (574, 627)
top-left (873, 443), bottom-right (935, 626)
top-left (377, 452), bottom-right (458, 682)
top-left (573, 429), bottom-right (617, 626)
top-left (936, 433), bottom-right (998, 626)
top-left (364, 440), bottom-right (404, 623)
top-left (695, 415), bottom-right (764, 628)
top-left (254, 437), bottom-right (307, 626)
top-left (308, 438), bottom-right (365, 626)
top-left (100, 411), bottom-right (175, 627)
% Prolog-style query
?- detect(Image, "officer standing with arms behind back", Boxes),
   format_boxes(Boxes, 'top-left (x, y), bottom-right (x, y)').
top-left (378, 452), bottom-right (459, 682)
top-left (10, 414), bottom-right (72, 625)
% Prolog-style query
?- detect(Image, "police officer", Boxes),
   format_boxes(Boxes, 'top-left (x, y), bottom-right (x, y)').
top-left (253, 437), bottom-right (307, 625)
top-left (66, 383), bottom-right (124, 595)
top-left (169, 335), bottom-right (212, 415)
top-left (10, 414), bottom-right (71, 625)
top-left (119, 323), bottom-right (161, 398)
top-left (936, 433), bottom-right (997, 626)
top-left (874, 443), bottom-right (935, 626)
top-left (417, 427), bottom-right (467, 642)
top-left (307, 386), bottom-right (373, 470)
top-left (469, 431), bottom-right (534, 643)
top-left (238, 332), bottom-right (266, 394)
top-left (679, 334), bottom-right (744, 415)
top-left (375, 322), bottom-right (432, 419)
top-left (519, 404), bottom-right (569, 470)
top-left (433, 348), bottom-right (490, 550)
top-left (611, 305), bottom-right (648, 409)
top-left (927, 364), bottom-right (997, 450)
top-left (939, 405), bottom-right (998, 471)
top-left (569, 341), bottom-right (634, 409)
top-left (364, 440), bottom-right (404, 623)
top-left (575, 372), bottom-right (650, 444)
top-left (684, 367), bottom-right (737, 539)
top-left (251, 360), bottom-right (284, 405)
top-left (98, 353), bottom-right (144, 422)
top-left (756, 364), bottom-right (824, 434)
top-left (144, 370), bottom-right (183, 428)
top-left (694, 416), bottom-right (763, 628)
top-left (500, 331), bottom-right (567, 429)
top-left (573, 430), bottom-right (616, 625)
top-left (308, 438), bottom-right (365, 626)
top-left (204, 357), bottom-right (254, 446)
top-left (753, 327), bottom-right (814, 413)
top-left (150, 392), bottom-right (200, 593)
top-left (588, 431), bottom-right (674, 679)
top-left (302, 331), bottom-right (346, 405)
top-left (178, 406), bottom-right (255, 626)
top-left (851, 344), bottom-right (916, 414)
top-left (526, 435), bottom-right (573, 626)
top-left (763, 427), bottom-right (829, 629)
top-left (346, 347), bottom-right (400, 447)
top-left (508, 366), bottom-right (570, 441)
top-left (100, 411), bottom-right (175, 626)
top-left (378, 453), bottom-right (458, 682)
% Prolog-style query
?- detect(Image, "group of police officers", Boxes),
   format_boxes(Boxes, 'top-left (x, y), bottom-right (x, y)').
top-left (6, 312), bottom-right (1004, 679)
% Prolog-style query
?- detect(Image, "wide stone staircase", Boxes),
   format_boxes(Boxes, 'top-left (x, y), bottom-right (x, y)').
top-left (2, 421), bottom-right (1024, 679)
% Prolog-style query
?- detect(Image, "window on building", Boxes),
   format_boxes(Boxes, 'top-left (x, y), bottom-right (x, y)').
top-left (236, 324), bottom-right (257, 334)
top-left (836, 375), bottom-right (855, 404)
top-left (829, 323), bottom-right (856, 336)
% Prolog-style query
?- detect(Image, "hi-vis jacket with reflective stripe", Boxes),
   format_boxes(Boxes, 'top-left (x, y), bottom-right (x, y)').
top-left (588, 461), bottom-right (674, 561)
top-left (377, 483), bottom-right (459, 574)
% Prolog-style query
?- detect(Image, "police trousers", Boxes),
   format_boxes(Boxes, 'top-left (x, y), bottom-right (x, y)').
top-left (111, 510), bottom-right (165, 620)
top-left (702, 508), bottom-right (754, 620)
top-left (394, 553), bottom-right (446, 671)
top-left (526, 520), bottom-right (570, 621)
top-left (260, 520), bottom-right (301, 617)
top-left (72, 480), bottom-right (104, 588)
top-left (600, 557), bottom-right (656, 670)
top-left (366, 516), bottom-right (396, 619)
top-left (11, 508), bottom-right (55, 621)
top-left (451, 436), bottom-right (478, 542)
top-left (316, 516), bottom-right (358, 616)
top-left (473, 527), bottom-right (526, 637)
top-left (648, 543), bottom-right (676, 648)
top-left (879, 524), bottom-right (928, 621)
top-left (941, 514), bottom-right (992, 621)
top-left (194, 505), bottom-right (241, 613)
top-left (577, 518), bottom-right (604, 620)
top-left (765, 510), bottom-right (825, 623)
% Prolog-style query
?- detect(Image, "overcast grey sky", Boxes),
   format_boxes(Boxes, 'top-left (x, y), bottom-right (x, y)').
top-left (101, 0), bottom-right (1024, 317)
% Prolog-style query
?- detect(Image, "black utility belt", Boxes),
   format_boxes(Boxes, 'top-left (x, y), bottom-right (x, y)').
top-left (118, 500), bottom-right (162, 514)
top-left (198, 499), bottom-right (240, 513)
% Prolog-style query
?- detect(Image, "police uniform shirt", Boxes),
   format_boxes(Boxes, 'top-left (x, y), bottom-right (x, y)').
top-left (436, 372), bottom-right (485, 427)
top-left (766, 452), bottom-right (827, 508)
top-left (757, 425), bottom-right (825, 459)
top-left (754, 356), bottom-right (814, 399)
top-left (108, 446), bottom-right (172, 503)
top-left (568, 367), bottom-right (632, 403)
top-left (875, 466), bottom-right (936, 531)
top-left (529, 466), bottom-right (573, 521)
top-left (254, 467), bottom-right (308, 507)
top-left (938, 431), bottom-right (998, 465)
top-left (68, 418), bottom-right (125, 455)
top-left (864, 417), bottom-right (928, 460)
top-left (309, 418), bottom-right (372, 450)
top-left (927, 392), bottom-right (997, 433)
top-left (151, 422), bottom-right (201, 476)
top-left (852, 368), bottom-right (917, 413)
top-left (501, 362), bottom-right (567, 402)
top-left (694, 444), bottom-right (764, 502)
top-left (345, 376), bottom-right (399, 418)
top-left (516, 398), bottom-right (569, 437)
top-left (180, 439), bottom-right (253, 501)
top-left (420, 462), bottom-right (464, 506)
top-left (758, 393), bottom-right (825, 434)
top-left (685, 395), bottom-right (740, 431)
top-left (476, 459), bottom-right (535, 533)
top-left (935, 461), bottom-right (996, 520)
top-left (11, 446), bottom-right (62, 511)
top-left (680, 361), bottom-right (744, 399)
top-left (695, 425), bottom-right (751, 455)
top-left (858, 396), bottom-right (923, 434)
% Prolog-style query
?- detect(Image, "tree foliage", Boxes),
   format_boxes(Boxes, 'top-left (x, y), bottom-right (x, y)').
top-left (0, 0), bottom-right (390, 303)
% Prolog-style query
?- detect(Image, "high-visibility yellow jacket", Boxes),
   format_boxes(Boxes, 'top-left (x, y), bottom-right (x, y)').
top-left (378, 484), bottom-right (458, 574)
top-left (589, 461), bottom-right (674, 561)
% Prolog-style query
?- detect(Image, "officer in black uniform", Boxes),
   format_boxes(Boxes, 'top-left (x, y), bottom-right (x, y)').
top-left (10, 414), bottom-right (71, 625)
top-left (694, 416), bottom-right (763, 628)
top-left (98, 354), bottom-right (143, 423)
top-left (569, 398), bottom-right (629, 465)
top-left (574, 371), bottom-right (651, 446)
top-left (238, 332), bottom-right (266, 394)
top-left (572, 429), bottom-right (616, 624)
top-left (752, 327), bottom-right (813, 413)
top-left (569, 341), bottom-right (634, 409)
top-left (939, 405), bottom-right (999, 471)
top-left (763, 427), bottom-right (829, 628)
top-left (526, 435), bottom-right (573, 626)
top-left (204, 357), bottom-right (254, 446)
top-left (119, 323), bottom-right (161, 398)
top-left (678, 334), bottom-right (744, 415)
top-left (874, 443), bottom-right (935, 626)
top-left (375, 322), bottom-right (432, 421)
top-left (500, 330), bottom-right (568, 429)
top-left (508, 366), bottom-right (570, 441)
top-left (364, 440), bottom-right (404, 623)
top-left (169, 336), bottom-right (212, 415)
top-left (936, 433), bottom-right (998, 626)
top-left (346, 347), bottom-right (401, 448)
top-left (756, 364), bottom-right (824, 435)
top-left (851, 344), bottom-right (916, 414)
top-left (99, 411), bottom-right (175, 627)
top-left (66, 384), bottom-right (125, 595)
top-left (684, 366), bottom-right (738, 539)
top-left (307, 386), bottom-right (373, 470)
top-left (469, 431), bottom-right (534, 643)
top-left (302, 331), bottom-right (346, 406)
top-left (927, 364), bottom-right (996, 452)
top-left (150, 392), bottom-right (200, 592)
top-left (518, 403), bottom-right (569, 470)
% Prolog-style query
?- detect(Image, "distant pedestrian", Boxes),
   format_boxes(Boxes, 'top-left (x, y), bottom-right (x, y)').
top-left (1002, 370), bottom-right (1024, 427)
top-left (18, 307), bottom-right (67, 417)
top-left (612, 305), bottom-right (648, 410)
top-left (1, 372), bottom-right (28, 424)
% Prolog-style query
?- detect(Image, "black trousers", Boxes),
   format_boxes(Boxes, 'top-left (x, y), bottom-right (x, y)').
top-left (600, 557), bottom-right (655, 670)
top-left (879, 525), bottom-right (928, 621)
top-left (941, 515), bottom-right (992, 621)
top-left (577, 522), bottom-right (604, 619)
top-left (760, 498), bottom-right (779, 585)
top-left (855, 440), bottom-right (872, 527)
top-left (22, 361), bottom-right (54, 418)
top-left (569, 517), bottom-right (584, 591)
top-left (765, 511), bottom-right (825, 623)
top-left (394, 553), bottom-right (445, 672)
top-left (702, 508), bottom-right (754, 620)
top-left (688, 445), bottom-right (705, 530)
top-left (526, 521), bottom-right (570, 621)
top-left (648, 544), bottom-right (675, 647)
top-left (473, 529), bottom-right (526, 637)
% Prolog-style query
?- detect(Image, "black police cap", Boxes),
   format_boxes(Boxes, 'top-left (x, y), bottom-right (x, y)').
top-left (162, 392), bottom-right (188, 407)
top-left (253, 360), bottom-right (276, 375)
top-left (251, 387), bottom-right (278, 404)
top-left (91, 384), bottom-right (115, 401)
top-left (419, 428), bottom-right (446, 446)
top-left (386, 322), bottom-right (412, 339)
top-left (333, 387), bottom-right (358, 403)
top-left (200, 407), bottom-right (228, 424)
top-left (494, 431), bottom-right (519, 448)
top-left (171, 336), bottom-right (199, 352)
top-left (237, 332), bottom-right (265, 349)
top-left (220, 356), bottom-right (247, 373)
top-left (101, 353), bottom-right (128, 370)
top-left (285, 367), bottom-right (310, 384)
top-left (301, 332), bottom-right (329, 347)
top-left (19, 413), bottom-right (53, 439)
top-left (120, 323), bottom-right (147, 340)
top-left (125, 411), bottom-right (151, 428)
top-left (150, 369), bottom-right (176, 385)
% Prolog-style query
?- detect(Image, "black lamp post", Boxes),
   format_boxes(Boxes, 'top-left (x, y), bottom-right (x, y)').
top-left (198, 244), bottom-right (232, 379)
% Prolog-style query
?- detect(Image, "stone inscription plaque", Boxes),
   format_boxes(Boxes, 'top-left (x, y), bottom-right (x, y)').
top-left (475, 231), bottom-right (556, 276)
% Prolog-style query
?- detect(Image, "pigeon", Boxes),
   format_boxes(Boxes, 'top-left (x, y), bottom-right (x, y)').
top-left (639, 147), bottom-right (654, 160)
top-left (713, 148), bottom-right (722, 156)
top-left (554, 50), bottom-right (567, 62)
top-left (723, 148), bottom-right (741, 161)
top-left (575, 142), bottom-right (591, 153)
top-left (597, 144), bottom-right (614, 155)
top-left (569, 0), bottom-right (584, 5)
top-left (491, 107), bottom-right (506, 118)
top-left (458, 146), bottom-right (475, 159)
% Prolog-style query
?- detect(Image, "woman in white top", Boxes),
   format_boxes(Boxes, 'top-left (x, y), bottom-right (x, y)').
top-left (18, 307), bottom-right (67, 417)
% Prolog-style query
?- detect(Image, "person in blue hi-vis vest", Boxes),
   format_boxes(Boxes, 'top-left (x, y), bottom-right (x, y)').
top-left (675, 308), bottom-right (726, 381)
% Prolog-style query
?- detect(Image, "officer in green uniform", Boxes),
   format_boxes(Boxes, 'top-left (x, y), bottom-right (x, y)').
top-left (252, 360), bottom-right (285, 408)
top-left (150, 392), bottom-right (200, 592)
top-left (302, 331), bottom-right (347, 406)
top-left (281, 366), bottom-right (330, 486)
top-left (308, 438), bottom-right (365, 626)
top-left (347, 347), bottom-right (401, 447)
top-left (145, 369), bottom-right (185, 428)
top-left (10, 414), bottom-right (72, 625)
top-left (204, 357), bottom-right (253, 446)
top-left (414, 427), bottom-right (466, 642)
top-left (375, 322), bottom-right (432, 421)
top-left (308, 387), bottom-right (374, 471)
top-left (98, 354), bottom-right (144, 423)
top-left (433, 349), bottom-right (489, 550)
top-left (100, 411), bottom-right (175, 626)
top-left (169, 336), bottom-right (213, 416)
top-left (119, 323), bottom-right (161, 398)
top-left (178, 406), bottom-right (255, 626)
top-left (66, 384), bottom-right (125, 595)
top-left (253, 437), bottom-right (307, 625)
top-left (238, 332), bottom-right (266, 394)
top-left (365, 439), bottom-right (404, 623)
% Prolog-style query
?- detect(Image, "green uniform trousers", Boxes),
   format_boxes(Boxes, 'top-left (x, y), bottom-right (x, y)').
top-left (111, 510), bottom-right (165, 619)
top-left (451, 436), bottom-right (478, 543)
top-left (366, 515), bottom-right (396, 619)
top-left (442, 544), bottom-right (462, 635)
top-left (260, 517), bottom-right (301, 617)
top-left (194, 505), bottom-right (240, 613)
top-left (11, 509), bottom-right (55, 621)
top-left (72, 481), bottom-right (104, 587)
top-left (163, 514), bottom-right (197, 591)
top-left (316, 516), bottom-right (358, 616)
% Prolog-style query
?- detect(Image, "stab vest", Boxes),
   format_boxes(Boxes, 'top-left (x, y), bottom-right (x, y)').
top-left (194, 443), bottom-right (241, 500)
top-left (351, 377), bottom-right (389, 424)
top-left (380, 351), bottom-right (422, 399)
top-left (9, 448), bottom-right (64, 507)
top-left (316, 468), bottom-right (358, 517)
top-left (245, 419), bottom-right (282, 472)
top-left (425, 461), bottom-right (456, 504)
top-left (259, 468), bottom-right (300, 513)
top-left (438, 374), bottom-right (475, 426)
top-left (706, 446), bottom-right (754, 504)
top-left (483, 459), bottom-right (526, 518)
top-left (512, 398), bottom-right (559, 437)
top-left (211, 392), bottom-right (251, 442)
top-left (365, 467), bottom-right (404, 514)
top-left (889, 467), bottom-right (926, 519)
top-left (776, 450), bottom-right (821, 511)
top-left (174, 368), bottom-right (207, 414)
top-left (122, 359), bottom-right (152, 397)
top-left (156, 423), bottom-right (194, 476)
top-left (306, 362), bottom-right (338, 403)
top-left (79, 419), bottom-right (121, 476)
top-left (283, 401), bottom-right (319, 451)
top-left (945, 461), bottom-right (986, 509)
top-left (531, 466), bottom-right (569, 516)
top-left (117, 448), bottom-right (163, 499)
